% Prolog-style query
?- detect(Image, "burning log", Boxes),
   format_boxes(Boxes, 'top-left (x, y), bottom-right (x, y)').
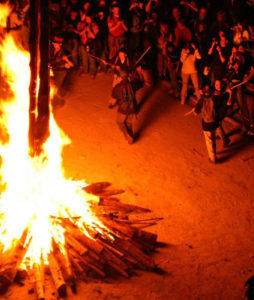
top-left (102, 248), bottom-right (129, 278)
top-left (59, 218), bottom-right (104, 254)
top-left (113, 238), bottom-right (156, 270)
top-left (0, 181), bottom-right (161, 299)
top-left (79, 255), bottom-right (106, 277)
top-left (65, 234), bottom-right (89, 256)
top-left (132, 229), bottom-right (157, 252)
top-left (0, 228), bottom-right (30, 288)
top-left (83, 182), bottom-right (111, 195)
top-left (51, 239), bottom-right (76, 293)
top-left (82, 182), bottom-right (124, 197)
top-left (32, 261), bottom-right (45, 300)
top-left (48, 253), bottom-right (67, 298)
top-left (101, 217), bottom-right (136, 239)
top-left (99, 198), bottom-right (151, 214)
top-left (68, 249), bottom-right (84, 276)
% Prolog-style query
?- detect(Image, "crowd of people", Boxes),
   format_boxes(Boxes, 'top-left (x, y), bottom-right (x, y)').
top-left (3, 0), bottom-right (254, 162)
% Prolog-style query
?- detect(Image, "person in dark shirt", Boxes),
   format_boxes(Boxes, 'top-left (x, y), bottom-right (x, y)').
top-left (128, 0), bottom-right (145, 62)
top-left (63, 9), bottom-right (80, 69)
top-left (96, 9), bottom-right (108, 73)
top-left (109, 49), bottom-right (138, 144)
top-left (50, 34), bottom-right (74, 103)
top-left (193, 82), bottom-right (232, 163)
top-left (166, 42), bottom-right (180, 97)
top-left (208, 34), bottom-right (232, 85)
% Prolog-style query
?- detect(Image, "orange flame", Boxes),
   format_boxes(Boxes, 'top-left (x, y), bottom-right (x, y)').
top-left (0, 3), bottom-right (11, 29)
top-left (0, 5), bottom-right (110, 266)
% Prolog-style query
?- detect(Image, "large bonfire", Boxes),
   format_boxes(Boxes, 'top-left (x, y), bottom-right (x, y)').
top-left (0, 3), bottom-right (159, 299)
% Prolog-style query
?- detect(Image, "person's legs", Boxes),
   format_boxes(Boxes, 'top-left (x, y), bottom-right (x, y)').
top-left (246, 94), bottom-right (254, 134)
top-left (54, 70), bottom-right (67, 95)
top-left (72, 38), bottom-right (79, 69)
top-left (157, 52), bottom-right (164, 78)
top-left (141, 68), bottom-right (153, 87)
top-left (99, 48), bottom-right (107, 72)
top-left (125, 114), bottom-right (134, 138)
top-left (203, 130), bottom-right (216, 162)
top-left (181, 73), bottom-right (189, 104)
top-left (108, 34), bottom-right (116, 61)
top-left (190, 72), bottom-right (200, 100)
top-left (217, 122), bottom-right (230, 147)
top-left (116, 112), bottom-right (134, 144)
top-left (169, 65), bottom-right (179, 96)
top-left (79, 45), bottom-right (88, 74)
top-left (88, 56), bottom-right (96, 77)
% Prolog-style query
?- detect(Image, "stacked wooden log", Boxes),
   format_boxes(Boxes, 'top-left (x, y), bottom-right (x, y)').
top-left (0, 182), bottom-right (162, 300)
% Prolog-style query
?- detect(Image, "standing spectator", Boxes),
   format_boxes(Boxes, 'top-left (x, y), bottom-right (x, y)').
top-left (63, 9), bottom-right (80, 69)
top-left (140, 39), bottom-right (156, 87)
top-left (180, 42), bottom-right (201, 104)
top-left (96, 9), bottom-right (108, 73)
top-left (174, 20), bottom-right (192, 51)
top-left (145, 0), bottom-right (161, 17)
top-left (208, 35), bottom-right (231, 85)
top-left (78, 15), bottom-right (99, 78)
top-left (193, 6), bottom-right (209, 34)
top-left (157, 22), bottom-right (171, 79)
top-left (80, 1), bottom-right (93, 20)
top-left (59, 0), bottom-right (71, 26)
top-left (166, 42), bottom-right (180, 97)
top-left (210, 10), bottom-right (231, 38)
top-left (143, 10), bottom-right (159, 44)
top-left (107, 5), bottom-right (128, 61)
top-left (232, 21), bottom-right (251, 45)
top-left (128, 0), bottom-right (144, 62)
top-left (195, 22), bottom-right (210, 86)
top-left (172, 6), bottom-right (182, 24)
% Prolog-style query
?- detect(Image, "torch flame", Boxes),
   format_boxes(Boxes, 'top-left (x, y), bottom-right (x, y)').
top-left (0, 5), bottom-right (109, 266)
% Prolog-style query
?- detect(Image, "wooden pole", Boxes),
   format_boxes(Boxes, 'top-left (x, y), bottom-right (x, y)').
top-left (36, 0), bottom-right (50, 154)
top-left (28, 0), bottom-right (39, 155)
top-left (28, 0), bottom-right (50, 156)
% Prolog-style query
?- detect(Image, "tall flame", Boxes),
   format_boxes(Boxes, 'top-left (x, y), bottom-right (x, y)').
top-left (0, 5), bottom-right (108, 266)
top-left (0, 3), bottom-right (11, 29)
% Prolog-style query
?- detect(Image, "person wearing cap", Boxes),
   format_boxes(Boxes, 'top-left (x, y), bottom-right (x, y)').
top-left (50, 34), bottom-right (73, 100)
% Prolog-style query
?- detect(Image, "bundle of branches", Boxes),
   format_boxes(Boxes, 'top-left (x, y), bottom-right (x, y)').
top-left (0, 182), bottom-right (162, 300)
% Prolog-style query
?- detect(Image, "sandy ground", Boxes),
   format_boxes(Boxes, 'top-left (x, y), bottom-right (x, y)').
top-left (2, 71), bottom-right (254, 300)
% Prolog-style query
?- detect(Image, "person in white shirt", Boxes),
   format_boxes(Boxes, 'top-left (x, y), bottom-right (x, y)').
top-left (180, 42), bottom-right (201, 104)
